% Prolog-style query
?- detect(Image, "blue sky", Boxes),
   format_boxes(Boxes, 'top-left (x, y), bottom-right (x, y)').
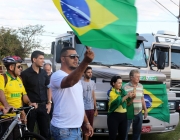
top-left (0, 0), bottom-right (179, 54)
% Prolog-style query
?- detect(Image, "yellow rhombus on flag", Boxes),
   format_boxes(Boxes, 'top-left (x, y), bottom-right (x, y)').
top-left (143, 84), bottom-right (169, 123)
top-left (143, 89), bottom-right (163, 112)
top-left (52, 0), bottom-right (138, 59)
top-left (53, 0), bottom-right (118, 36)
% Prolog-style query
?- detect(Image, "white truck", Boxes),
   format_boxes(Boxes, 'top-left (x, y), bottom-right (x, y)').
top-left (142, 31), bottom-right (180, 112)
top-left (50, 31), bottom-right (179, 135)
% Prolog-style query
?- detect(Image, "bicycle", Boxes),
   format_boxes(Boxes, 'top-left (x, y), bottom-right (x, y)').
top-left (0, 106), bottom-right (46, 140)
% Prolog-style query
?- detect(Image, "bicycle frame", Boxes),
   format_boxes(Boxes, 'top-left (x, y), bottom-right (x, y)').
top-left (0, 114), bottom-right (21, 140)
top-left (0, 106), bottom-right (33, 140)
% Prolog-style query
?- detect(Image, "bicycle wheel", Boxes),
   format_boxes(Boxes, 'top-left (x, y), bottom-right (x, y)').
top-left (16, 132), bottom-right (46, 140)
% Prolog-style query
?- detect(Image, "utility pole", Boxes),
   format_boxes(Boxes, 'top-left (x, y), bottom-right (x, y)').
top-left (178, 0), bottom-right (180, 37)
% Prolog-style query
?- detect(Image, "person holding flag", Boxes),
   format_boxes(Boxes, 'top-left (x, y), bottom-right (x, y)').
top-left (123, 69), bottom-right (148, 140)
top-left (50, 47), bottom-right (94, 140)
top-left (107, 75), bottom-right (134, 140)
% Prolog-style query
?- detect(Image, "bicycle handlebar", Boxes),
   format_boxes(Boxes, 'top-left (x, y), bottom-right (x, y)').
top-left (0, 106), bottom-right (34, 116)
top-left (13, 106), bottom-right (34, 112)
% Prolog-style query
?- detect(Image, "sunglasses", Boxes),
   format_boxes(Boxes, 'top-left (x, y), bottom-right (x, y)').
top-left (63, 54), bottom-right (79, 59)
top-left (17, 65), bottom-right (23, 69)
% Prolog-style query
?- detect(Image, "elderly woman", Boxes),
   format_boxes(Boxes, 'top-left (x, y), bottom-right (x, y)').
top-left (107, 76), bottom-right (133, 140)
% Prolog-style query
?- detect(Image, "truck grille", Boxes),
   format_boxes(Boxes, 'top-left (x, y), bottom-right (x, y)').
top-left (171, 80), bottom-right (180, 88)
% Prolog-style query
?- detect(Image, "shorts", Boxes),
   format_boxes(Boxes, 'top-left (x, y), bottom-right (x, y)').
top-left (81, 109), bottom-right (94, 133)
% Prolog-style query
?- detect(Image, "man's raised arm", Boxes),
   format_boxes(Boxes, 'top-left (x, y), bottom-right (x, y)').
top-left (61, 48), bottom-right (94, 88)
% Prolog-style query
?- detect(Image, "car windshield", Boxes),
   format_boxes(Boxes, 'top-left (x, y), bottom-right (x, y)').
top-left (76, 43), bottom-right (147, 67)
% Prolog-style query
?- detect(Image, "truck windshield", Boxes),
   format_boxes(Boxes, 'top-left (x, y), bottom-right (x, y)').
top-left (171, 47), bottom-right (180, 69)
top-left (76, 43), bottom-right (147, 67)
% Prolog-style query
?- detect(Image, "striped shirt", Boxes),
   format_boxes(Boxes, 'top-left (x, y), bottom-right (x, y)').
top-left (122, 82), bottom-right (143, 115)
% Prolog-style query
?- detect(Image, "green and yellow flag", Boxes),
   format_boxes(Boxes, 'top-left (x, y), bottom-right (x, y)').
top-left (53, 0), bottom-right (137, 59)
top-left (143, 84), bottom-right (170, 123)
top-left (123, 83), bottom-right (170, 122)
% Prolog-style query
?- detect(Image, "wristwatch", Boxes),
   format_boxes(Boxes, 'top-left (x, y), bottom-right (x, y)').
top-left (47, 100), bottom-right (52, 104)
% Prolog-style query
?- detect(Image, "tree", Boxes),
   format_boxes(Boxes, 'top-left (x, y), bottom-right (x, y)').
top-left (17, 24), bottom-right (44, 55)
top-left (0, 27), bottom-right (22, 60)
top-left (0, 25), bottom-right (44, 61)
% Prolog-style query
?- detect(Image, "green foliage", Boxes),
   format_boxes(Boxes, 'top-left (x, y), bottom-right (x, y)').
top-left (0, 25), bottom-right (44, 61)
top-left (0, 27), bottom-right (21, 59)
top-left (44, 54), bottom-right (53, 59)
top-left (17, 24), bottom-right (44, 55)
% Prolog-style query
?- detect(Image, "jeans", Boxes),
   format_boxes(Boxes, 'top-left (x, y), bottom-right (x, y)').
top-left (125, 111), bottom-right (142, 140)
top-left (50, 124), bottom-right (82, 140)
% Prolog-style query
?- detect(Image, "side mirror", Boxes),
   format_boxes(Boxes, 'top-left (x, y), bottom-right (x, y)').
top-left (136, 40), bottom-right (142, 49)
top-left (56, 41), bottom-right (63, 63)
top-left (51, 42), bottom-right (55, 55)
top-left (157, 51), bottom-right (166, 70)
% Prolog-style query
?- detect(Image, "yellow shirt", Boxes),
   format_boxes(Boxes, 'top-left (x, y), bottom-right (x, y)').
top-left (0, 72), bottom-right (27, 116)
top-left (114, 104), bottom-right (126, 113)
top-left (108, 88), bottom-right (126, 113)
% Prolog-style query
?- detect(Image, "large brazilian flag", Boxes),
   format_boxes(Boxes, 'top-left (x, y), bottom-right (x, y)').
top-left (143, 84), bottom-right (170, 123)
top-left (53, 0), bottom-right (137, 59)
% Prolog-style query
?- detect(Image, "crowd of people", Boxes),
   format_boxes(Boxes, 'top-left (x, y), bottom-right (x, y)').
top-left (0, 47), bottom-right (147, 140)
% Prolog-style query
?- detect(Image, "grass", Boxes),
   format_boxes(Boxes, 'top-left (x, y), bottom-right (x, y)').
top-left (128, 116), bottom-right (180, 140)
top-left (35, 117), bottom-right (180, 140)
top-left (90, 117), bottom-right (180, 140)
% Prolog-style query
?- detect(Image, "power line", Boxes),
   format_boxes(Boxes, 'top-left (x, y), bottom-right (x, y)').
top-left (154, 0), bottom-right (180, 36)
top-left (138, 8), bottom-right (177, 17)
top-left (170, 0), bottom-right (179, 7)
top-left (149, 0), bottom-right (178, 19)
top-left (155, 0), bottom-right (178, 19)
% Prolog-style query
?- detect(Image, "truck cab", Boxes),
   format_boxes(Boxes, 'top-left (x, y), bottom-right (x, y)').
top-left (51, 31), bottom-right (179, 135)
top-left (143, 31), bottom-right (180, 111)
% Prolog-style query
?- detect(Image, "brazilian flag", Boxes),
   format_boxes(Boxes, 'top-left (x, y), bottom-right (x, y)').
top-left (53, 0), bottom-right (137, 59)
top-left (143, 84), bottom-right (170, 123)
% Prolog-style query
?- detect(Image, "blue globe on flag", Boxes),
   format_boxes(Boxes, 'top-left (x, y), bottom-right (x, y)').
top-left (144, 94), bottom-right (152, 109)
top-left (61, 0), bottom-right (90, 27)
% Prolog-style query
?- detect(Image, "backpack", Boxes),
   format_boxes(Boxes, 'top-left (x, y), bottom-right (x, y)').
top-left (1, 73), bottom-right (22, 87)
